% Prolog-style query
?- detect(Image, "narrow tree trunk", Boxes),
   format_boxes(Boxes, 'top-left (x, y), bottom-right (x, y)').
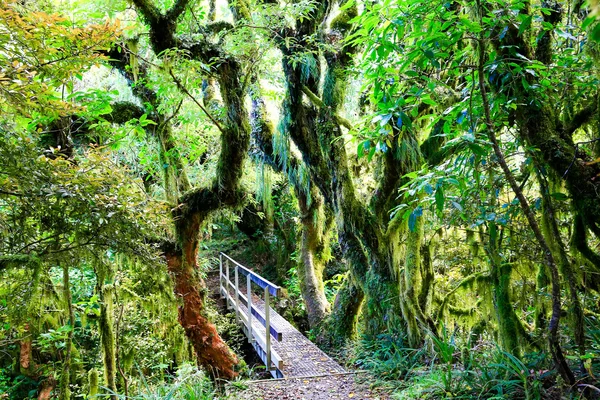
top-left (19, 324), bottom-right (33, 377)
top-left (398, 219), bottom-right (430, 347)
top-left (536, 167), bottom-right (585, 365)
top-left (59, 265), bottom-right (75, 400)
top-left (96, 262), bottom-right (117, 398)
top-left (475, 23), bottom-right (574, 383)
top-left (37, 377), bottom-right (56, 400)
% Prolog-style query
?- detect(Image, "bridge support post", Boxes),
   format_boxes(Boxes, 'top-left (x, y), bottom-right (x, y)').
top-left (265, 287), bottom-right (271, 370)
top-left (247, 274), bottom-right (253, 343)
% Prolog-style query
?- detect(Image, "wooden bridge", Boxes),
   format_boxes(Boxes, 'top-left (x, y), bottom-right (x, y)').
top-left (219, 253), bottom-right (346, 379)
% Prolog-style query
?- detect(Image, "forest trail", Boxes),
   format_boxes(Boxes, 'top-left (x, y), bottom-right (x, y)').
top-left (226, 373), bottom-right (390, 399)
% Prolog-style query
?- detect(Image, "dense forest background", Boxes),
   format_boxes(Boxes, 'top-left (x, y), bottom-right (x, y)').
top-left (2, 0), bottom-right (600, 398)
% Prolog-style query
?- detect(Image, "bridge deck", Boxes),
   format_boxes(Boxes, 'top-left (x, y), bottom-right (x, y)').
top-left (234, 292), bottom-right (346, 378)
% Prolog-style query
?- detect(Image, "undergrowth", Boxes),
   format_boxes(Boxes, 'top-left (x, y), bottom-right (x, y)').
top-left (350, 331), bottom-right (587, 400)
top-left (111, 364), bottom-right (216, 400)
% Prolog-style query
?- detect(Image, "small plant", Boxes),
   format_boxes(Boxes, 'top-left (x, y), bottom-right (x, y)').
top-left (111, 363), bottom-right (217, 400)
top-left (428, 326), bottom-right (456, 395)
top-left (353, 333), bottom-right (423, 381)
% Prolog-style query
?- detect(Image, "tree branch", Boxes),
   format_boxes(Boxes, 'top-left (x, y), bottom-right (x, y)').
top-left (564, 99), bottom-right (598, 137)
top-left (166, 0), bottom-right (191, 21)
top-left (168, 69), bottom-right (226, 135)
top-left (300, 85), bottom-right (353, 130)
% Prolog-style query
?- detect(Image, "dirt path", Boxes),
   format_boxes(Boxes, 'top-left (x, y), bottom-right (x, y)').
top-left (226, 373), bottom-right (390, 400)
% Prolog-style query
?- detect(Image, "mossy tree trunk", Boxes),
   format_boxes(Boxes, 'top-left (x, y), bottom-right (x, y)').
top-left (271, 1), bottom-right (434, 345)
top-left (477, 13), bottom-right (575, 380)
top-left (95, 261), bottom-right (117, 399)
top-left (113, 0), bottom-right (260, 378)
top-left (318, 275), bottom-right (364, 347)
top-left (249, 80), bottom-right (333, 329)
top-left (297, 188), bottom-right (332, 328)
top-left (59, 264), bottom-right (75, 400)
top-left (536, 166), bottom-right (585, 364)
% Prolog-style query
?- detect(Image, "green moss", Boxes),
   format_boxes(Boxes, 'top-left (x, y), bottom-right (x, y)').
top-left (88, 368), bottom-right (98, 398)
top-left (494, 263), bottom-right (523, 356)
top-left (318, 274), bottom-right (364, 348)
top-left (96, 261), bottom-right (117, 398)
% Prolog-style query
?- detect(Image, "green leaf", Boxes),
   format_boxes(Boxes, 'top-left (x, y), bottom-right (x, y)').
top-left (451, 201), bottom-right (463, 212)
top-left (591, 24), bottom-right (600, 42)
top-left (408, 206), bottom-right (422, 232)
top-left (518, 15), bottom-right (532, 37)
top-left (435, 186), bottom-right (445, 216)
top-left (550, 192), bottom-right (568, 201)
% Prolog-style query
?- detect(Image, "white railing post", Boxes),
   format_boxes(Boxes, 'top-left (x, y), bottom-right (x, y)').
top-left (226, 259), bottom-right (230, 309)
top-left (219, 253), bottom-right (224, 299)
top-left (247, 274), bottom-right (253, 343)
top-left (234, 265), bottom-right (240, 324)
top-left (265, 287), bottom-right (271, 370)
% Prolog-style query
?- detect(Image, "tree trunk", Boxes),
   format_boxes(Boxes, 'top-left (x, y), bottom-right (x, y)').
top-left (96, 262), bottom-right (117, 399)
top-left (318, 275), bottom-right (364, 348)
top-left (536, 167), bottom-right (586, 365)
top-left (165, 216), bottom-right (238, 380)
top-left (297, 189), bottom-right (331, 328)
top-left (19, 326), bottom-right (33, 376)
top-left (59, 265), bottom-right (74, 400)
top-left (475, 21), bottom-right (574, 382)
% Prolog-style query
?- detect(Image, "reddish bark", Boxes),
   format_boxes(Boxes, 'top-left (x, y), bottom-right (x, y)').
top-left (165, 215), bottom-right (238, 380)
top-left (37, 377), bottom-right (56, 400)
top-left (20, 324), bottom-right (34, 376)
top-left (19, 339), bottom-right (31, 370)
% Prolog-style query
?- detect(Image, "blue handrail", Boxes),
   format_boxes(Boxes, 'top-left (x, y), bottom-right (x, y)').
top-left (220, 252), bottom-right (281, 297)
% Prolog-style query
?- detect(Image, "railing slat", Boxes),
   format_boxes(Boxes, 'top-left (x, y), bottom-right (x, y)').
top-left (234, 265), bottom-right (240, 324)
top-left (247, 274), bottom-right (253, 344)
top-left (265, 287), bottom-right (271, 371)
top-left (219, 254), bottom-right (224, 299)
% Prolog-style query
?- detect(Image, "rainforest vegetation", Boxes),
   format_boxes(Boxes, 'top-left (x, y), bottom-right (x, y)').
top-left (2, 0), bottom-right (600, 398)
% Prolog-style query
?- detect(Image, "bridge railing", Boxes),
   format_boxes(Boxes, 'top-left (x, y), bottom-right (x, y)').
top-left (219, 252), bottom-right (283, 373)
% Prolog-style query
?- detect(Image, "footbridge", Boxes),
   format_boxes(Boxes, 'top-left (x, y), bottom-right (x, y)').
top-left (219, 253), bottom-right (346, 379)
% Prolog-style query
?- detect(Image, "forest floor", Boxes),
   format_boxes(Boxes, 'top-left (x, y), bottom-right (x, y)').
top-left (225, 373), bottom-right (390, 399)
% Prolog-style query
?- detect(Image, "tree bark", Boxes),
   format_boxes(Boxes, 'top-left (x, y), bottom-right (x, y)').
top-left (297, 189), bottom-right (331, 328)
top-left (164, 236), bottom-right (238, 380)
top-left (96, 261), bottom-right (117, 398)
top-left (59, 265), bottom-right (74, 400)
